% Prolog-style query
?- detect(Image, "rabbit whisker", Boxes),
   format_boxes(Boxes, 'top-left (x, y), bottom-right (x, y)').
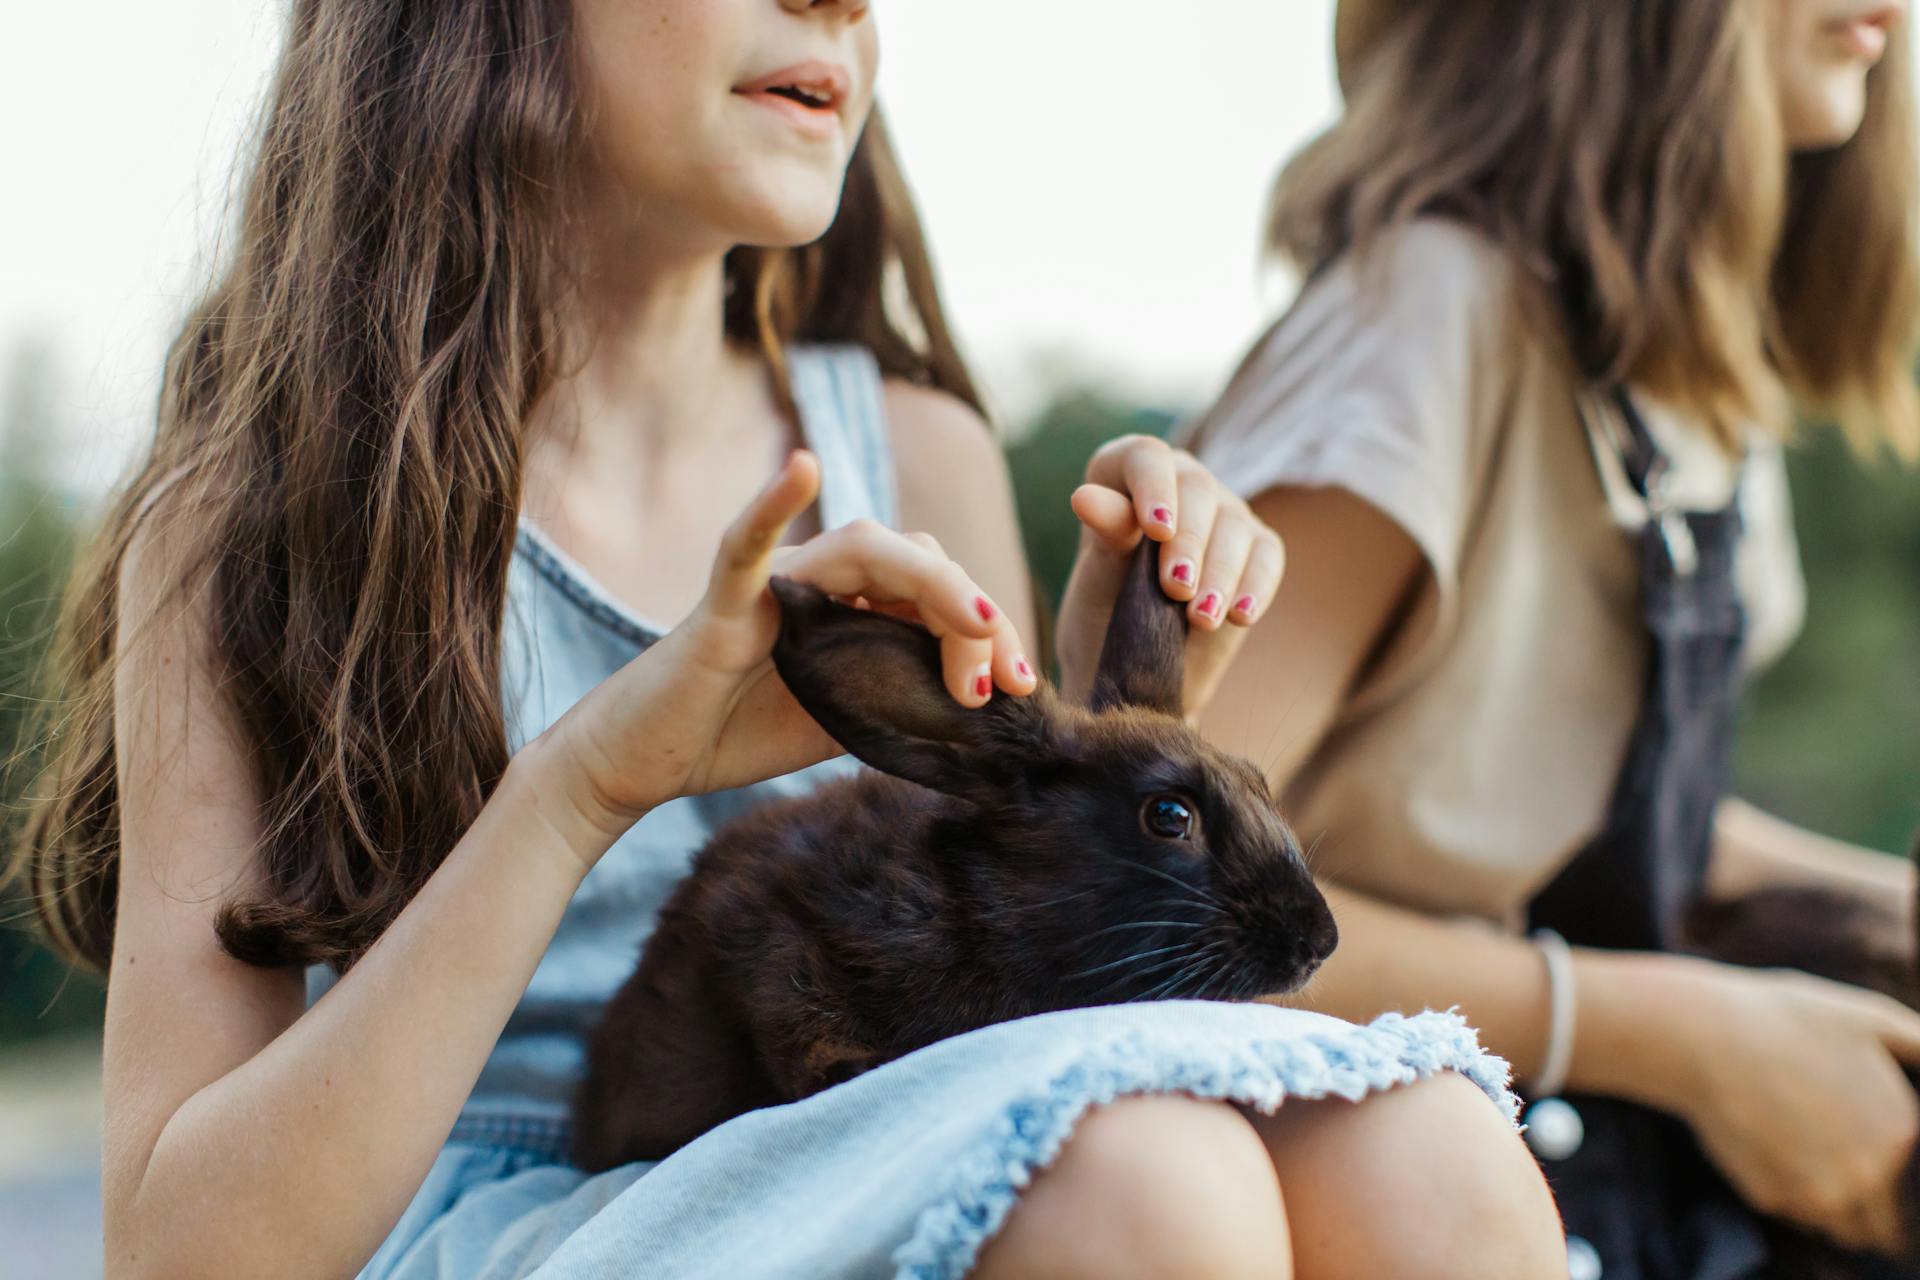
top-left (1004, 886), bottom-right (1107, 915)
top-left (1162, 942), bottom-right (1235, 1002)
top-left (1136, 964), bottom-right (1199, 1003)
top-left (1069, 942), bottom-right (1195, 983)
top-left (1091, 945), bottom-right (1205, 1000)
top-left (1139, 946), bottom-right (1223, 1002)
top-left (1132, 934), bottom-right (1232, 999)
top-left (1087, 920), bottom-right (1208, 939)
top-left (1119, 859), bottom-right (1225, 909)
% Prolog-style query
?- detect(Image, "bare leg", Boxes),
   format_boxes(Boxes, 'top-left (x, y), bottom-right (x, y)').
top-left (972, 1094), bottom-right (1293, 1280)
top-left (1246, 1072), bottom-right (1566, 1280)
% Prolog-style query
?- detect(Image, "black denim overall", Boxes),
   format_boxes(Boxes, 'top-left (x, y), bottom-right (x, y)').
top-left (1525, 389), bottom-right (1768, 1280)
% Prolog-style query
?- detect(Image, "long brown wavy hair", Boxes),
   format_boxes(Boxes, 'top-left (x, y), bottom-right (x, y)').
top-left (8, 0), bottom-right (981, 975)
top-left (1273, 0), bottom-right (1920, 456)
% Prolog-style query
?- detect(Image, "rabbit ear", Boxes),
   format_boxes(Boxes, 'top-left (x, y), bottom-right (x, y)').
top-left (769, 578), bottom-right (1046, 799)
top-left (1089, 541), bottom-right (1189, 715)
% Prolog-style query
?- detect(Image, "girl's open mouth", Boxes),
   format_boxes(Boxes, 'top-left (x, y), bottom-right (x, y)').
top-left (734, 61), bottom-right (850, 136)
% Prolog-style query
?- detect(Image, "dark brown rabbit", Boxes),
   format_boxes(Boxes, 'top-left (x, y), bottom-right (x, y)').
top-left (571, 543), bottom-right (1337, 1170)
top-left (1683, 831), bottom-right (1920, 1279)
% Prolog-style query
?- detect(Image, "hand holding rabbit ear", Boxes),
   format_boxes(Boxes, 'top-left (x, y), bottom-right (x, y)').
top-left (1056, 434), bottom-right (1284, 714)
top-left (536, 451), bottom-right (1036, 861)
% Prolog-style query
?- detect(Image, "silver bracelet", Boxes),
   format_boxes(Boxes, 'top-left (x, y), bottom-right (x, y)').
top-left (1527, 928), bottom-right (1577, 1098)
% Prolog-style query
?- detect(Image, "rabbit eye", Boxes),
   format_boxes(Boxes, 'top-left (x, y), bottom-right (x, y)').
top-left (1141, 794), bottom-right (1197, 841)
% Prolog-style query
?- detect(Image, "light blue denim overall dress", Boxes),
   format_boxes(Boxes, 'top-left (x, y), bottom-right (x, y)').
top-left (322, 345), bottom-right (1517, 1280)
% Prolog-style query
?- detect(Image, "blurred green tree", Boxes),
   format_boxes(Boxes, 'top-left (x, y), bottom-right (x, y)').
top-left (1734, 427), bottom-right (1920, 854)
top-left (0, 339), bottom-right (105, 1046)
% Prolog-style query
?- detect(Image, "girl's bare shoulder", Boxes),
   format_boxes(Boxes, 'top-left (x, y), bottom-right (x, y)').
top-left (880, 379), bottom-right (1012, 528)
top-left (879, 378), bottom-right (1035, 634)
top-left (881, 380), bottom-right (998, 475)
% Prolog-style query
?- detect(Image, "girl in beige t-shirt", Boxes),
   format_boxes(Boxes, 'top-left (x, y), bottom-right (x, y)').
top-left (1187, 0), bottom-right (1920, 1268)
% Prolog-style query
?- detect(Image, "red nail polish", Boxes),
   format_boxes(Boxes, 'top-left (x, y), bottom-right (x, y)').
top-left (1151, 506), bottom-right (1173, 527)
top-left (1171, 561), bottom-right (1194, 585)
top-left (974, 674), bottom-right (992, 698)
top-left (1235, 595), bottom-right (1257, 616)
top-left (1017, 659), bottom-right (1033, 679)
top-left (975, 597), bottom-right (995, 623)
top-left (1199, 592), bottom-right (1222, 617)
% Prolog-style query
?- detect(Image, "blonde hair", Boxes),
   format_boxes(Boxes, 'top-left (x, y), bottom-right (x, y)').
top-left (1277, 0), bottom-right (1920, 457)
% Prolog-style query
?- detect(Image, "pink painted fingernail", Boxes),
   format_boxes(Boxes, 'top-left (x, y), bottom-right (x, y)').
top-left (1151, 505), bottom-right (1174, 528)
top-left (1170, 559), bottom-right (1195, 585)
top-left (1017, 657), bottom-right (1034, 680)
top-left (975, 597), bottom-right (996, 623)
top-left (1199, 592), bottom-right (1223, 618)
top-left (1234, 595), bottom-right (1257, 616)
top-left (973, 664), bottom-right (993, 700)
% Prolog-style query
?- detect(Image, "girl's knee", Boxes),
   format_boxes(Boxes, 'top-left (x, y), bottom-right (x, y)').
top-left (972, 1094), bottom-right (1292, 1280)
top-left (1254, 1072), bottom-right (1565, 1280)
top-left (1395, 1075), bottom-right (1566, 1276)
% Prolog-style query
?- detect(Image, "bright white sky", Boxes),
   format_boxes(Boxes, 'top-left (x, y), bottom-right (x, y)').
top-left (1, 3), bottom-right (1341, 491)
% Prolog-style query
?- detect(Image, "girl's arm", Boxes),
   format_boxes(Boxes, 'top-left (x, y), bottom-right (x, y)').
top-left (105, 516), bottom-right (603, 1280)
top-left (1709, 796), bottom-right (1915, 907)
top-left (1201, 483), bottom-right (1920, 1256)
top-left (104, 456), bottom-right (1033, 1280)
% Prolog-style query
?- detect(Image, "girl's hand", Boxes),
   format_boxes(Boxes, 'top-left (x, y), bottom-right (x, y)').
top-left (1054, 434), bottom-right (1284, 714)
top-left (535, 450), bottom-right (1036, 859)
top-left (1630, 957), bottom-right (1920, 1255)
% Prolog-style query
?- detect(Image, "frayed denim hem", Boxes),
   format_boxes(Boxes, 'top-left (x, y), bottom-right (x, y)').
top-left (892, 1009), bottom-right (1516, 1280)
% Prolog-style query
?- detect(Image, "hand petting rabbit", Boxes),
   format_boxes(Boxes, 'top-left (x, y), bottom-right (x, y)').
top-left (1056, 434), bottom-right (1286, 716)
top-left (571, 541), bottom-right (1336, 1170)
top-left (1685, 833), bottom-right (1920, 1277)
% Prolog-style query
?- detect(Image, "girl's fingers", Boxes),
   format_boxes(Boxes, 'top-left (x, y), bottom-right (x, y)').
top-left (1085, 435), bottom-right (1179, 541)
top-left (903, 529), bottom-right (1037, 702)
top-left (1853, 1185), bottom-right (1905, 1257)
top-left (775, 520), bottom-right (999, 642)
top-left (940, 633), bottom-right (998, 708)
top-left (707, 450), bottom-right (822, 615)
top-left (938, 628), bottom-right (1037, 706)
top-left (1069, 483), bottom-right (1145, 554)
top-left (1159, 466), bottom-right (1220, 604)
top-left (1229, 529), bottom-right (1287, 625)
top-left (775, 521), bottom-right (1037, 702)
top-left (1868, 993), bottom-right (1920, 1065)
top-left (1188, 507), bottom-right (1252, 631)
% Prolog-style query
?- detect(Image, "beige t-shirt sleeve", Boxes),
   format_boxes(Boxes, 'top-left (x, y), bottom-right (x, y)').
top-left (1183, 221), bottom-right (1519, 679)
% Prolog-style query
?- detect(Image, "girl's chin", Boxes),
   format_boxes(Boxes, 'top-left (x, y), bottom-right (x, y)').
top-left (724, 196), bottom-right (845, 252)
top-left (1783, 80), bottom-right (1870, 151)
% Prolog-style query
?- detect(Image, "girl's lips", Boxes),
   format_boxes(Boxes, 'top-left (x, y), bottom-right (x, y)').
top-left (735, 89), bottom-right (844, 139)
top-left (1830, 4), bottom-right (1902, 60)
top-left (729, 60), bottom-right (852, 137)
top-left (1833, 17), bottom-right (1890, 60)
top-left (732, 61), bottom-right (852, 138)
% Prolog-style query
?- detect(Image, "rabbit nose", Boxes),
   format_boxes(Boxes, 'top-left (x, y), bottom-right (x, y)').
top-left (1307, 903), bottom-right (1339, 960)
top-left (1292, 924), bottom-right (1335, 971)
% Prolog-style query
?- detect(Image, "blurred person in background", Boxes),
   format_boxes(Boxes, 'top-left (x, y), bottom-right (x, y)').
top-left (2, 1), bottom-right (1566, 1277)
top-left (1187, 1), bottom-right (1920, 1276)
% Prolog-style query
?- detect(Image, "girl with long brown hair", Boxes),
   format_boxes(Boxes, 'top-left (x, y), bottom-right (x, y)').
top-left (1189, 1), bottom-right (1920, 1276)
top-left (7, 1), bottom-right (1564, 1277)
